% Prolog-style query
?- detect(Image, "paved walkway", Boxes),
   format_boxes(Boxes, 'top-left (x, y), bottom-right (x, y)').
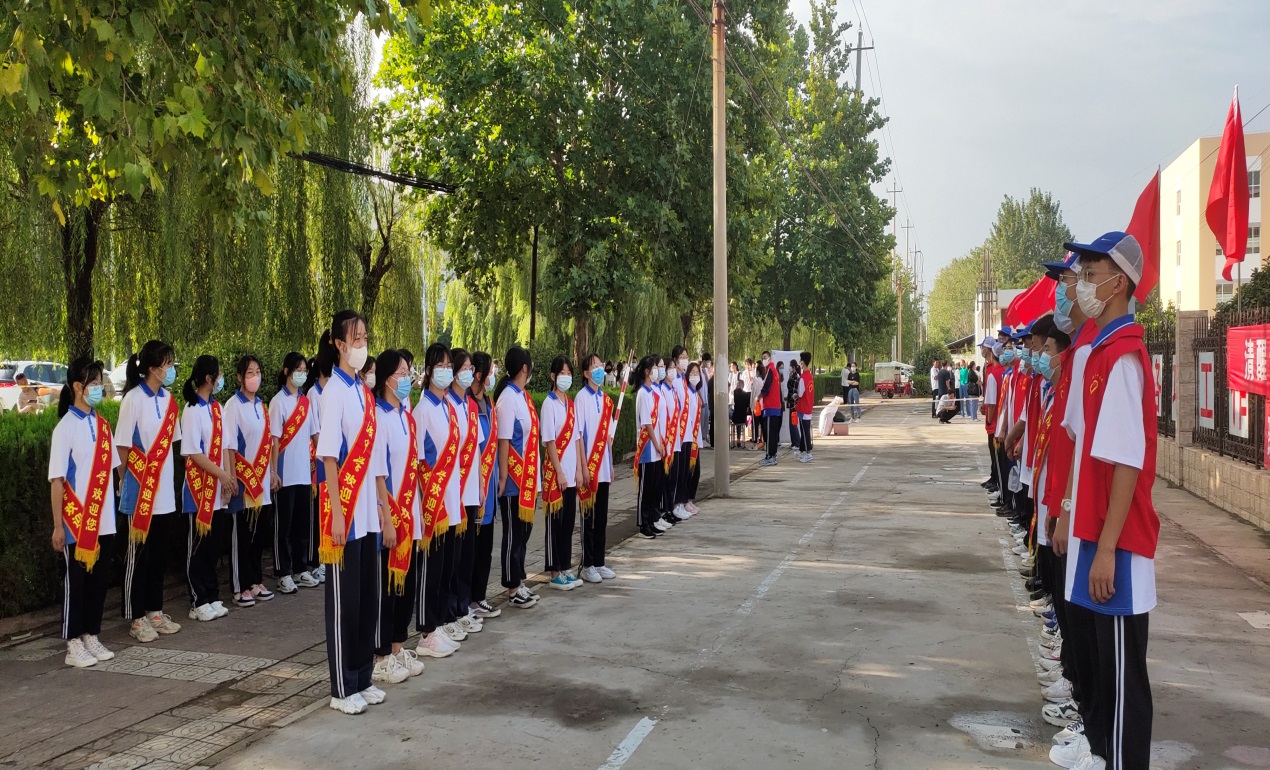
top-left (4, 398), bottom-right (1270, 769)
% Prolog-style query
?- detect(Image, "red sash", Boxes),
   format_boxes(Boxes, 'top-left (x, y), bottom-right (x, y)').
top-left (455, 394), bottom-right (479, 535)
top-left (63, 413), bottom-right (113, 570)
top-left (634, 390), bottom-right (659, 477)
top-left (578, 392), bottom-right (612, 514)
top-left (541, 393), bottom-right (575, 515)
top-left (507, 390), bottom-right (540, 522)
top-left (233, 399), bottom-right (271, 511)
top-left (663, 386), bottom-right (680, 473)
top-left (388, 414), bottom-right (419, 594)
top-left (1030, 386), bottom-right (1056, 494)
top-left (479, 396), bottom-right (498, 493)
top-left (186, 401), bottom-right (223, 536)
top-left (419, 398), bottom-right (460, 549)
top-left (317, 388), bottom-right (376, 565)
top-left (688, 392), bottom-right (701, 470)
top-left (278, 393), bottom-right (310, 453)
top-left (127, 395), bottom-right (179, 544)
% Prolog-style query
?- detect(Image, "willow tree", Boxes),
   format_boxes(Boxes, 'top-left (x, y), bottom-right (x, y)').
top-left (0, 1), bottom-right (425, 358)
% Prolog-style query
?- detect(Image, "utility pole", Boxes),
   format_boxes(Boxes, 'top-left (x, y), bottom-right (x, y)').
top-left (529, 225), bottom-right (539, 341)
top-left (854, 29), bottom-right (875, 94)
top-left (886, 181), bottom-right (901, 360)
top-left (711, 0), bottom-right (730, 498)
top-left (900, 220), bottom-right (914, 361)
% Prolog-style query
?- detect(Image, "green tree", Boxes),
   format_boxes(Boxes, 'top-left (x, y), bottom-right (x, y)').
top-left (926, 248), bottom-right (983, 344)
top-left (986, 189), bottom-right (1072, 289)
top-left (0, 1), bottom-right (423, 358)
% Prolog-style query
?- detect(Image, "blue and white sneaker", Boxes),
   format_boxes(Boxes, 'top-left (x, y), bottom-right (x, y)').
top-left (548, 575), bottom-right (575, 591)
top-left (564, 573), bottom-right (582, 587)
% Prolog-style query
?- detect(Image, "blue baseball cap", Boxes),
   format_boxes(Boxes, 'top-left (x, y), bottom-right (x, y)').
top-left (1064, 231), bottom-right (1143, 285)
top-left (1013, 322), bottom-right (1033, 340)
top-left (1042, 251), bottom-right (1079, 280)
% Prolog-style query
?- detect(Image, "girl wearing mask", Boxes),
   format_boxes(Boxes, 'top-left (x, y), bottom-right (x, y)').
top-left (446, 348), bottom-right (485, 635)
top-left (117, 340), bottom-right (183, 642)
top-left (540, 356), bottom-right (582, 591)
top-left (181, 355), bottom-right (235, 623)
top-left (467, 352), bottom-right (502, 619)
top-left (677, 361), bottom-right (704, 514)
top-left (414, 343), bottom-right (465, 656)
top-left (317, 310), bottom-right (386, 714)
top-left (304, 349), bottom-right (334, 585)
top-left (50, 356), bottom-right (121, 666)
top-left (270, 353), bottom-right (319, 595)
top-left (225, 355), bottom-right (274, 607)
top-left (371, 349), bottom-right (425, 685)
top-left (495, 346), bottom-right (541, 608)
top-left (576, 353), bottom-right (617, 582)
top-left (656, 352), bottom-right (680, 530)
top-left (633, 355), bottom-right (666, 540)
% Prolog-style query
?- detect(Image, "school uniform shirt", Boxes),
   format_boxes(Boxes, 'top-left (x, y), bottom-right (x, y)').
top-left (495, 382), bottom-right (540, 498)
top-left (995, 362), bottom-right (1018, 440)
top-left (1033, 384), bottom-right (1056, 547)
top-left (636, 384), bottom-right (663, 464)
top-left (180, 397), bottom-right (225, 510)
top-left (416, 390), bottom-right (463, 527)
top-left (224, 391), bottom-right (273, 511)
top-left (269, 386), bottom-right (318, 488)
top-left (983, 363), bottom-right (1001, 435)
top-left (316, 368), bottom-right (381, 538)
top-left (672, 375), bottom-right (688, 445)
top-left (476, 394), bottom-right (499, 525)
top-left (117, 383), bottom-right (182, 516)
top-left (657, 381), bottom-right (677, 449)
top-left (373, 398), bottom-right (420, 541)
top-left (540, 390), bottom-right (578, 489)
top-left (576, 382), bottom-right (615, 484)
top-left (684, 385), bottom-right (702, 445)
top-left (740, 370), bottom-right (754, 393)
top-left (48, 406), bottom-right (121, 541)
top-left (447, 389), bottom-right (485, 507)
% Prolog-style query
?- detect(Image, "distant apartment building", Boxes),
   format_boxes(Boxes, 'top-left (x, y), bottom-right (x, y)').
top-left (1158, 130), bottom-right (1266, 312)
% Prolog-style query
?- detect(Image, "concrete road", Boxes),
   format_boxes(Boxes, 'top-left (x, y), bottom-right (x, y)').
top-left (206, 402), bottom-right (1270, 769)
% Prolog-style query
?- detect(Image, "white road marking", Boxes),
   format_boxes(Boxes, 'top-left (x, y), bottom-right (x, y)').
top-left (1237, 610), bottom-right (1270, 629)
top-left (597, 717), bottom-right (658, 770)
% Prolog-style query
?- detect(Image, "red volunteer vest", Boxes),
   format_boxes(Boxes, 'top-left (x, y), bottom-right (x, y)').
top-left (984, 363), bottom-right (1002, 434)
top-left (1041, 321), bottom-right (1097, 515)
top-left (797, 370), bottom-right (815, 414)
top-left (760, 363), bottom-right (782, 411)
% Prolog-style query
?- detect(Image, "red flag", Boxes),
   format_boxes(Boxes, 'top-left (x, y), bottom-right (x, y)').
top-left (1126, 170), bottom-right (1160, 302)
top-left (1207, 87), bottom-right (1249, 282)
top-left (1003, 276), bottom-right (1057, 329)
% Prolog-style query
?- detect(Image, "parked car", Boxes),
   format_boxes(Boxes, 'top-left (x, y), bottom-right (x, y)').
top-left (0, 361), bottom-right (68, 412)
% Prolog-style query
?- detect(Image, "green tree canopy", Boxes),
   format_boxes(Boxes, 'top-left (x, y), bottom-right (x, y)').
top-left (987, 188), bottom-right (1072, 289)
top-left (926, 248), bottom-right (982, 345)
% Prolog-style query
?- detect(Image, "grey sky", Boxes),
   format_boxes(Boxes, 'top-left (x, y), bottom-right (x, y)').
top-left (788, 0), bottom-right (1270, 293)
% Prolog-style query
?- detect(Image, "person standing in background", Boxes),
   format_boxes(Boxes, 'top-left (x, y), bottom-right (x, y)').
top-left (958, 360), bottom-right (969, 416)
top-left (845, 362), bottom-right (862, 420)
top-left (930, 359), bottom-right (941, 418)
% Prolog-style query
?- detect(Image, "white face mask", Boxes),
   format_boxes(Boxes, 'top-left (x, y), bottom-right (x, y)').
top-left (1076, 274), bottom-right (1120, 319)
top-left (343, 342), bottom-right (368, 370)
top-left (689, 374), bottom-right (701, 387)
top-left (677, 357), bottom-right (689, 371)
top-left (364, 373), bottom-right (376, 389)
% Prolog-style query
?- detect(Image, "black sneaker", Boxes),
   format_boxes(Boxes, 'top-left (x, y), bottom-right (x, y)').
top-left (1029, 588), bottom-right (1047, 601)
top-left (639, 527), bottom-right (659, 539)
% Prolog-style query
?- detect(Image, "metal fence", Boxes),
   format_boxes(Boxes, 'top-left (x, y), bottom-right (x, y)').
top-left (1191, 308), bottom-right (1270, 467)
top-left (1145, 321), bottom-right (1176, 439)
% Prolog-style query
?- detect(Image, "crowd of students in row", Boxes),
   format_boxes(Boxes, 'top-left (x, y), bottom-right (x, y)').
top-left (979, 231), bottom-right (1159, 770)
top-left (46, 310), bottom-right (738, 715)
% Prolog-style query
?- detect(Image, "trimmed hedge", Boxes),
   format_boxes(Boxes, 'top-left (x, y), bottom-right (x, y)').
top-left (813, 371), bottom-right (874, 400)
top-left (0, 386), bottom-right (640, 620)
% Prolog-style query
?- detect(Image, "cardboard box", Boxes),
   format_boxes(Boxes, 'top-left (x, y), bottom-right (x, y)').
top-left (828, 423), bottom-right (850, 436)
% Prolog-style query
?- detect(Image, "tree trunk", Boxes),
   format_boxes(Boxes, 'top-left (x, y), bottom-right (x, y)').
top-left (573, 312), bottom-right (590, 367)
top-left (62, 201), bottom-right (108, 360)
top-left (361, 269), bottom-right (382, 337)
top-left (781, 321), bottom-right (793, 350)
top-left (679, 310), bottom-right (693, 347)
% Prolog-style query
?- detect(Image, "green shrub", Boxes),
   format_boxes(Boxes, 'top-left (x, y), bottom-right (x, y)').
top-left (911, 341), bottom-right (952, 398)
top-left (813, 371), bottom-right (873, 399)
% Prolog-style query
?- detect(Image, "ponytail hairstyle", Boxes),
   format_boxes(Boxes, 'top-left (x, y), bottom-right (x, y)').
top-left (122, 339), bottom-right (174, 396)
top-left (471, 351), bottom-right (493, 392)
top-left (450, 347), bottom-right (472, 383)
top-left (303, 346), bottom-right (332, 393)
top-left (398, 348), bottom-right (415, 368)
top-left (492, 345), bottom-right (531, 402)
top-left (421, 342), bottom-right (450, 390)
top-left (236, 354), bottom-right (262, 393)
top-left (630, 354), bottom-right (658, 387)
top-left (317, 309), bottom-right (366, 371)
top-left (182, 355), bottom-right (221, 406)
top-left (59, 356), bottom-right (105, 418)
top-left (277, 351), bottom-right (307, 392)
top-left (548, 355), bottom-right (572, 391)
top-left (373, 349), bottom-right (404, 401)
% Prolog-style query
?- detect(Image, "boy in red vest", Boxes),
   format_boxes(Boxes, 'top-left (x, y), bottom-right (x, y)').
top-left (1055, 232), bottom-right (1158, 770)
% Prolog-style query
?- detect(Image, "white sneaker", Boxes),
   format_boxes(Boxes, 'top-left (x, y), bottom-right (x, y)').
top-left (416, 631), bottom-right (456, 658)
top-left (685, 502), bottom-right (700, 514)
top-left (1070, 750), bottom-right (1106, 770)
top-left (1052, 717), bottom-right (1084, 745)
top-left (1042, 677), bottom-right (1073, 703)
top-left (1042, 700), bottom-right (1080, 727)
top-left (211, 600), bottom-right (229, 618)
top-left (189, 603), bottom-right (219, 622)
top-left (579, 566), bottom-right (603, 583)
top-left (1041, 635), bottom-right (1061, 651)
top-left (673, 504), bottom-right (692, 520)
top-left (64, 638), bottom-right (97, 668)
top-left (457, 615), bottom-right (483, 634)
top-left (443, 622), bottom-right (468, 642)
top-left (314, 564), bottom-right (327, 583)
top-left (361, 684), bottom-right (386, 705)
top-left (652, 518), bottom-right (673, 532)
top-left (147, 612), bottom-right (181, 635)
top-left (296, 571), bottom-right (320, 588)
top-left (82, 634), bottom-right (114, 661)
top-left (330, 693), bottom-right (368, 715)
top-left (1037, 666), bottom-right (1063, 684)
top-left (597, 566), bottom-right (617, 579)
top-left (1012, 544), bottom-right (1029, 556)
top-left (372, 655), bottom-right (410, 685)
top-left (471, 600), bottom-right (501, 618)
top-left (278, 575), bottom-right (298, 594)
top-left (129, 618), bottom-right (158, 643)
top-left (1038, 655), bottom-right (1063, 672)
top-left (396, 649), bottom-right (425, 677)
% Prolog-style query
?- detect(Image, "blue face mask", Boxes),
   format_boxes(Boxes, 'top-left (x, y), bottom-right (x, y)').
top-left (161, 365), bottom-right (177, 387)
top-left (456, 370), bottom-right (474, 389)
top-left (85, 384), bottom-right (104, 407)
top-left (1054, 281), bottom-right (1074, 316)
top-left (1018, 349), bottom-right (1032, 366)
top-left (591, 367), bottom-right (605, 386)
top-left (1034, 352), bottom-right (1055, 381)
top-left (394, 375), bottom-right (412, 401)
top-left (999, 348), bottom-right (1015, 365)
top-left (212, 375), bottom-right (224, 395)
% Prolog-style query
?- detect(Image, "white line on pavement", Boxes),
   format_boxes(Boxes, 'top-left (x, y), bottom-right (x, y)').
top-left (596, 717), bottom-right (658, 770)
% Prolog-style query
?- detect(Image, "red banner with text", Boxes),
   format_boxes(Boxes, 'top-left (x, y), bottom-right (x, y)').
top-left (1227, 324), bottom-right (1270, 396)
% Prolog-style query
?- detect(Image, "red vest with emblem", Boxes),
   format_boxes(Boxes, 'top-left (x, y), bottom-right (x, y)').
top-left (796, 370), bottom-right (814, 414)
top-left (1041, 321), bottom-right (1097, 515)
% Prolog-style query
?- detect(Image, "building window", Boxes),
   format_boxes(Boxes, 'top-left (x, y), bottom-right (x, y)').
top-left (1252, 225), bottom-right (1261, 259)
top-left (1251, 169), bottom-right (1261, 199)
top-left (1217, 281), bottom-right (1235, 302)
top-left (1176, 240), bottom-right (1182, 266)
top-left (1176, 189), bottom-right (1182, 214)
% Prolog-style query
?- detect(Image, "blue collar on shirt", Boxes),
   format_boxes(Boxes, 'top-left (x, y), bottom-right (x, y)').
top-left (139, 381), bottom-right (165, 398)
top-left (584, 383), bottom-right (601, 395)
top-left (641, 384), bottom-right (653, 393)
top-left (196, 394), bottom-right (210, 406)
top-left (333, 367), bottom-right (356, 386)
top-left (376, 397), bottom-right (405, 413)
top-left (235, 390), bottom-right (260, 405)
top-left (508, 382), bottom-right (522, 395)
top-left (446, 390), bottom-right (466, 406)
top-left (1092, 313), bottom-right (1135, 348)
top-left (69, 405), bottom-right (90, 419)
top-left (547, 390), bottom-right (560, 402)
top-left (422, 389), bottom-right (444, 406)
top-left (314, 381), bottom-right (324, 395)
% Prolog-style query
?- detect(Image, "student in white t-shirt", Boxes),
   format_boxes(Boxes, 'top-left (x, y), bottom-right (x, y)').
top-left (445, 348), bottom-right (486, 636)
top-left (633, 355), bottom-right (666, 540)
top-left (269, 352), bottom-right (319, 594)
top-left (540, 356), bottom-right (583, 591)
top-left (180, 355), bottom-right (236, 624)
top-left (116, 339), bottom-right (183, 642)
top-left (302, 352), bottom-right (333, 586)
top-left (466, 351), bottom-right (503, 620)
top-left (49, 357), bottom-right (122, 668)
top-left (316, 310), bottom-right (387, 715)
top-left (224, 355), bottom-right (275, 607)
top-left (576, 353), bottom-right (617, 583)
top-left (495, 345), bottom-right (541, 609)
